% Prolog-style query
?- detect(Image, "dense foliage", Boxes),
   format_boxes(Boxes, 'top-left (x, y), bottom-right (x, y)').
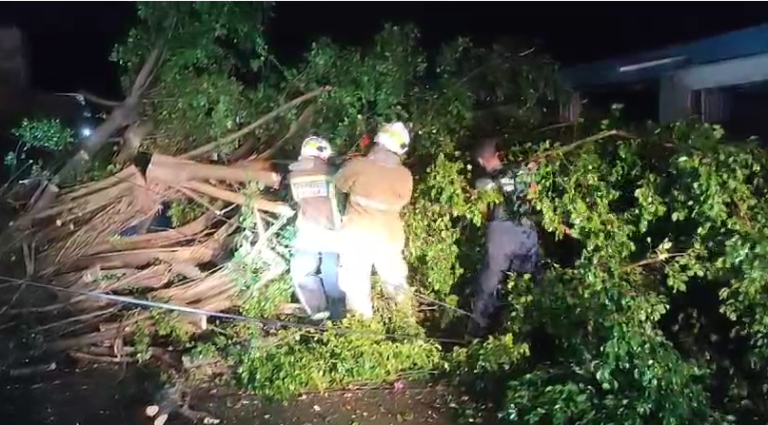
top-left (102, 2), bottom-right (768, 424)
top-left (7, 117), bottom-right (122, 186)
top-left (6, 118), bottom-right (75, 180)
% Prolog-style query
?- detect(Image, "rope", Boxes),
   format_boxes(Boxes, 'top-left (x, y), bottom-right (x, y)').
top-left (412, 292), bottom-right (473, 317)
top-left (0, 274), bottom-right (467, 345)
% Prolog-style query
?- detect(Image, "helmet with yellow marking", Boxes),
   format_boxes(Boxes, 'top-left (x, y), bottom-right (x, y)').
top-left (300, 136), bottom-right (333, 161)
top-left (374, 122), bottom-right (410, 155)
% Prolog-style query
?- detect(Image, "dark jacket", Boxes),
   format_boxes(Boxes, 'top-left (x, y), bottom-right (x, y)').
top-left (475, 164), bottom-right (534, 224)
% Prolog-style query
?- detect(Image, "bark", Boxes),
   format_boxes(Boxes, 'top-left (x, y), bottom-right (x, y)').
top-left (181, 181), bottom-right (291, 214)
top-left (145, 154), bottom-right (279, 188)
top-left (117, 120), bottom-right (154, 164)
top-left (90, 209), bottom-right (221, 254)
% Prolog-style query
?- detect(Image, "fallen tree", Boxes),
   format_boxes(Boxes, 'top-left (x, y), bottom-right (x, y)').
top-left (6, 3), bottom-right (768, 425)
top-left (1, 96), bottom-right (310, 353)
top-left (0, 2), bottom-right (562, 358)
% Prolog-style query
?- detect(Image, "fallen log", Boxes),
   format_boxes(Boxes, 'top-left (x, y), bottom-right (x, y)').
top-left (181, 181), bottom-right (291, 215)
top-left (146, 154), bottom-right (280, 188)
top-left (89, 213), bottom-right (215, 254)
top-left (1, 76), bottom-right (309, 359)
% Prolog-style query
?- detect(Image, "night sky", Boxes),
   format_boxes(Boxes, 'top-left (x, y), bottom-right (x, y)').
top-left (3, 3), bottom-right (768, 98)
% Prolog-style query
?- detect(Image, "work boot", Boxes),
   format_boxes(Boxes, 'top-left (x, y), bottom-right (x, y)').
top-left (308, 310), bottom-right (331, 323)
top-left (295, 281), bottom-right (329, 318)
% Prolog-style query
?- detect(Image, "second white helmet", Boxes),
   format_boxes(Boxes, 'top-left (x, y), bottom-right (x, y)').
top-left (300, 136), bottom-right (333, 161)
top-left (374, 122), bottom-right (410, 155)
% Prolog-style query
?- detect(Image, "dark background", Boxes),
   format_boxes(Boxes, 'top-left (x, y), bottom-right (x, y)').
top-left (2, 3), bottom-right (768, 98)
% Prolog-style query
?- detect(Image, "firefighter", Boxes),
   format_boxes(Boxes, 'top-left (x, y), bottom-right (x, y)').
top-left (287, 136), bottom-right (344, 320)
top-left (467, 138), bottom-right (541, 338)
top-left (334, 122), bottom-right (413, 318)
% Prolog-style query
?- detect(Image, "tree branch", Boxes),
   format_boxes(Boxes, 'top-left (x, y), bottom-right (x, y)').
top-left (129, 45), bottom-right (165, 102)
top-left (256, 102), bottom-right (317, 160)
top-left (530, 129), bottom-right (636, 163)
top-left (622, 252), bottom-right (688, 272)
top-left (180, 86), bottom-right (333, 160)
top-left (79, 91), bottom-right (123, 108)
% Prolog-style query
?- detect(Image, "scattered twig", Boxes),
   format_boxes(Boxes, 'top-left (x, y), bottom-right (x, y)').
top-left (22, 241), bottom-right (34, 277)
top-left (6, 362), bottom-right (57, 377)
top-left (69, 351), bottom-right (136, 363)
top-left (0, 280), bottom-right (27, 316)
top-left (180, 403), bottom-right (219, 424)
top-left (145, 382), bottom-right (219, 425)
top-left (535, 121), bottom-right (576, 133)
top-left (79, 90), bottom-right (123, 107)
top-left (622, 252), bottom-right (688, 272)
top-left (254, 210), bottom-right (266, 239)
top-left (32, 307), bottom-right (119, 333)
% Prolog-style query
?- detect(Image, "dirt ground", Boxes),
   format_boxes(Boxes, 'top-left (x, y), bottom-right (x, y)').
top-left (203, 386), bottom-right (453, 425)
top-left (0, 362), bottom-right (457, 425)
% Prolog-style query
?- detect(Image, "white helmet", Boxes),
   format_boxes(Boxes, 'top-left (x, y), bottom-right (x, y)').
top-left (374, 122), bottom-right (410, 155)
top-left (300, 136), bottom-right (333, 161)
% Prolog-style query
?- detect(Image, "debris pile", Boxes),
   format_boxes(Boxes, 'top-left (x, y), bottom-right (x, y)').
top-left (0, 50), bottom-right (322, 359)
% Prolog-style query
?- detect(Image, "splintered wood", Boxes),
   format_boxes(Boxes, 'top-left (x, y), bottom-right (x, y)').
top-left (1, 149), bottom-right (295, 355)
top-left (0, 65), bottom-right (326, 359)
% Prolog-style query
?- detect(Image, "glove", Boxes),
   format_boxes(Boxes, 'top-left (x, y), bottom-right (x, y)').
top-left (328, 156), bottom-right (346, 167)
top-left (475, 177), bottom-right (496, 191)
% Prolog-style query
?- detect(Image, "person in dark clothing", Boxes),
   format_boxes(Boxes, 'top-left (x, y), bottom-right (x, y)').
top-left (467, 138), bottom-right (541, 339)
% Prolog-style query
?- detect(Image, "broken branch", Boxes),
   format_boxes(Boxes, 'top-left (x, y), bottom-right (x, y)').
top-left (181, 86), bottom-right (332, 159)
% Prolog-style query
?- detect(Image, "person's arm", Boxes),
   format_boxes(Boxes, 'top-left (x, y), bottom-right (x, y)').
top-left (473, 177), bottom-right (497, 219)
top-left (334, 158), bottom-right (359, 194)
top-left (272, 165), bottom-right (290, 193)
top-left (397, 169), bottom-right (414, 209)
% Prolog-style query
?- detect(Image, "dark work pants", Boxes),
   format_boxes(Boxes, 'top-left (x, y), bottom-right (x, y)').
top-left (471, 220), bottom-right (540, 330)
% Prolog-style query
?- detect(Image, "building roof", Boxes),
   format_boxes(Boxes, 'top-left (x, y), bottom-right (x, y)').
top-left (560, 24), bottom-right (768, 89)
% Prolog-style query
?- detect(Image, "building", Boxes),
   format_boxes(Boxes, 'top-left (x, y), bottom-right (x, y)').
top-left (559, 24), bottom-right (768, 138)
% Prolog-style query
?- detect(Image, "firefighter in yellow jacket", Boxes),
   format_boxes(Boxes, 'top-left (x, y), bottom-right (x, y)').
top-left (288, 136), bottom-right (344, 320)
top-left (334, 122), bottom-right (413, 318)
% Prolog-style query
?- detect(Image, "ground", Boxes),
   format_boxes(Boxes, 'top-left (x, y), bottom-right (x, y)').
top-left (0, 205), bottom-right (461, 425)
top-left (0, 362), bottom-right (457, 425)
